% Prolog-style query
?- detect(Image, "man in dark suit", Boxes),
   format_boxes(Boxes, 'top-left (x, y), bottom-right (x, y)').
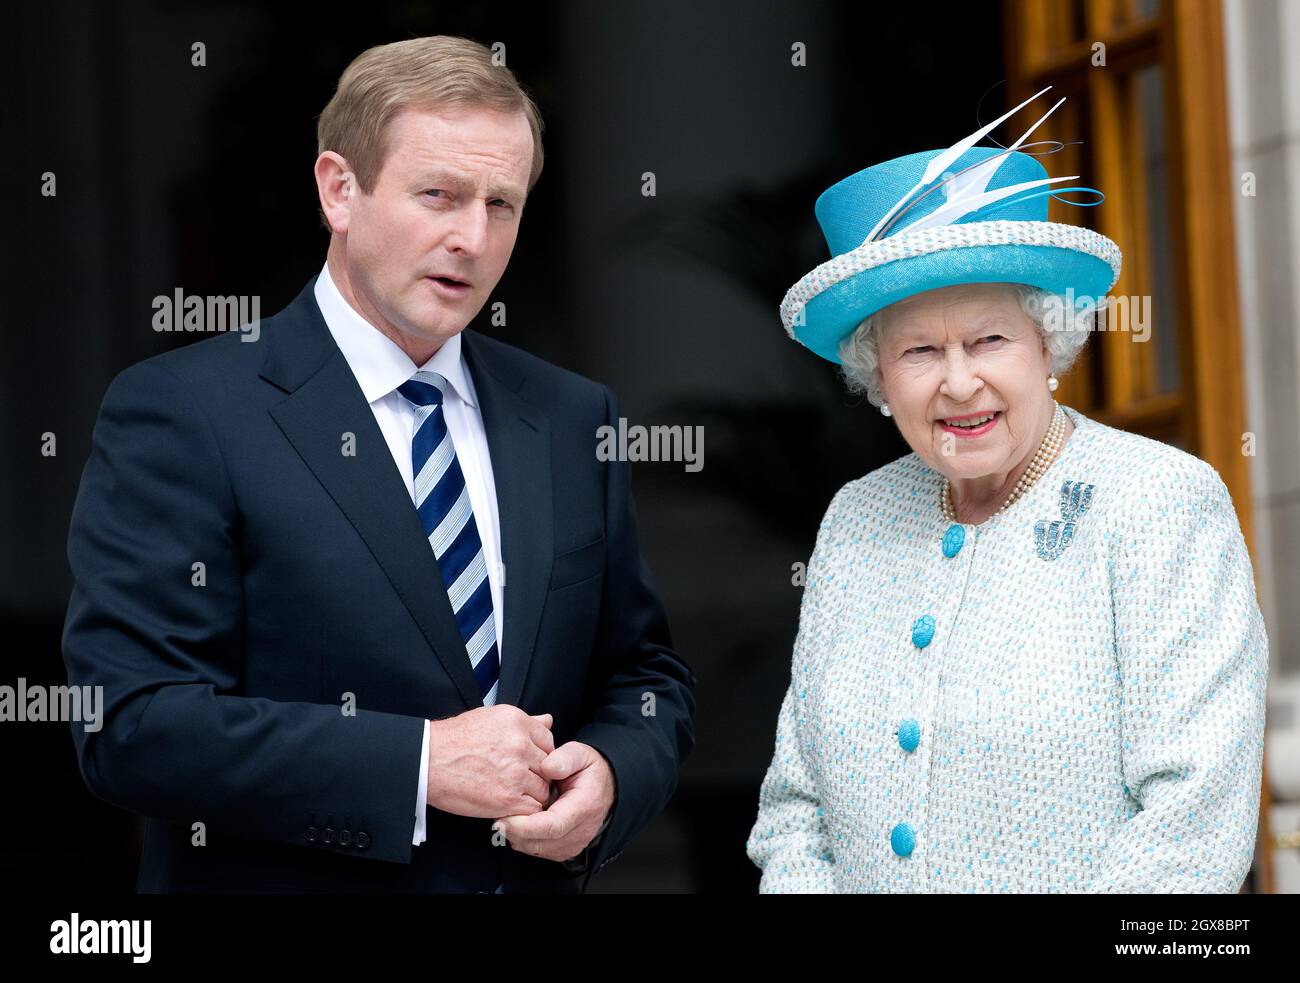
top-left (60, 35), bottom-right (695, 893)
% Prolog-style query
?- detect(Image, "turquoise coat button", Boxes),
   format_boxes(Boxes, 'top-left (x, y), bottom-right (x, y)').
top-left (898, 718), bottom-right (920, 752)
top-left (911, 614), bottom-right (935, 648)
top-left (890, 822), bottom-right (915, 857)
top-left (942, 523), bottom-right (965, 557)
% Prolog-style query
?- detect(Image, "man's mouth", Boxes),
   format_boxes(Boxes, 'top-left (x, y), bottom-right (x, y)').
top-left (427, 275), bottom-right (472, 296)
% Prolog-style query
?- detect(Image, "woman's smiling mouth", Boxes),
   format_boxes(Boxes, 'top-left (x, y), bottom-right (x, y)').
top-left (937, 411), bottom-right (1002, 437)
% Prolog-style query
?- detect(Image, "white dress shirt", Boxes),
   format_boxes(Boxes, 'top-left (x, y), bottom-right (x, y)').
top-left (314, 261), bottom-right (504, 848)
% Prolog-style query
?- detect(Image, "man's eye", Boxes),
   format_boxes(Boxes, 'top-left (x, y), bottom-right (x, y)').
top-left (423, 189), bottom-right (446, 198)
top-left (489, 199), bottom-right (511, 209)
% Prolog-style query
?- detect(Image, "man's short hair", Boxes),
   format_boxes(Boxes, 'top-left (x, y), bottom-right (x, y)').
top-left (317, 35), bottom-right (545, 199)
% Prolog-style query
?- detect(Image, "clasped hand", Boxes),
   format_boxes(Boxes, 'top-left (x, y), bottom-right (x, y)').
top-left (425, 705), bottom-right (614, 862)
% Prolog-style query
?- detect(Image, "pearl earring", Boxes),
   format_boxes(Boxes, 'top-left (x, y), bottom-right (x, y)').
top-left (880, 403), bottom-right (892, 417)
top-left (1047, 374), bottom-right (1059, 392)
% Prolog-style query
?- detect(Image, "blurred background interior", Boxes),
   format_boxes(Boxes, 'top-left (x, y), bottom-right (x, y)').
top-left (3, 0), bottom-right (1298, 892)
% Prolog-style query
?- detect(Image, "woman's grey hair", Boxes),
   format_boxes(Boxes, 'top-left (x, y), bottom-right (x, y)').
top-left (837, 283), bottom-right (1095, 407)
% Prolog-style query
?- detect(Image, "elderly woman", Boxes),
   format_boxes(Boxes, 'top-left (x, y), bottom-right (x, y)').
top-left (746, 93), bottom-right (1269, 893)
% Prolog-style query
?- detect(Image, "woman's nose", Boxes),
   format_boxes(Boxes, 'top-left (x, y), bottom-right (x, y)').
top-left (939, 349), bottom-right (984, 400)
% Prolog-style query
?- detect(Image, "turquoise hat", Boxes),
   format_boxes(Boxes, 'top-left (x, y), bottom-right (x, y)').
top-left (780, 89), bottom-right (1123, 363)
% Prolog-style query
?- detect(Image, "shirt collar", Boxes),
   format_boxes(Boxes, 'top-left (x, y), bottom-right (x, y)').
top-left (313, 261), bottom-right (477, 408)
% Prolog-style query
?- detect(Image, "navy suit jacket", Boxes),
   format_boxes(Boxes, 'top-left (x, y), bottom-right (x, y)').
top-left (61, 277), bottom-right (696, 893)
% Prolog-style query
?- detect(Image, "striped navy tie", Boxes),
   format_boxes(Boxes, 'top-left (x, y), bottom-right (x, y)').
top-left (397, 370), bottom-right (499, 706)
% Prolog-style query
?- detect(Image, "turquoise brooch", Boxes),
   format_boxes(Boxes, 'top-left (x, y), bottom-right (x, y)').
top-left (1035, 481), bottom-right (1095, 560)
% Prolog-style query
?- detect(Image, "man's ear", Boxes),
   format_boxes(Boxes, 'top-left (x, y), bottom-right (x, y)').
top-left (315, 151), bottom-right (355, 234)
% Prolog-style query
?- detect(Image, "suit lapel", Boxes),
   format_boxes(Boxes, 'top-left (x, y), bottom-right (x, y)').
top-left (462, 331), bottom-right (553, 708)
top-left (260, 279), bottom-right (484, 711)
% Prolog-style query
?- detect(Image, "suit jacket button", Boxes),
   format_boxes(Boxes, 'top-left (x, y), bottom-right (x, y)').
top-left (322, 827), bottom-right (336, 844)
top-left (355, 831), bottom-right (371, 850)
top-left (305, 826), bottom-right (319, 843)
top-left (339, 829), bottom-right (353, 847)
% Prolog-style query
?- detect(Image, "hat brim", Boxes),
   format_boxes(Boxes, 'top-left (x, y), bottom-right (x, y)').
top-left (785, 222), bottom-right (1121, 363)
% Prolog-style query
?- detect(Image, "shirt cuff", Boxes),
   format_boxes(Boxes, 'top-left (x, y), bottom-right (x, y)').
top-left (413, 719), bottom-right (430, 846)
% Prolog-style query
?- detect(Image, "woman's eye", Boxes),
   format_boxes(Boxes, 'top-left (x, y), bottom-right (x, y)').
top-left (905, 346), bottom-right (932, 355)
top-left (977, 335), bottom-right (1005, 345)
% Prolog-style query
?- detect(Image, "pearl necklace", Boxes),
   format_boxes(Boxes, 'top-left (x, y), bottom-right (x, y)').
top-left (941, 401), bottom-right (1066, 523)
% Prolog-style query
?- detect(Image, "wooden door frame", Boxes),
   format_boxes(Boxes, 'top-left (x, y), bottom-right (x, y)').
top-left (1004, 0), bottom-right (1271, 893)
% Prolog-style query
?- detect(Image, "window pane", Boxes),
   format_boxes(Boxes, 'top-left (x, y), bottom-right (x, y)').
top-left (1134, 0), bottom-right (1162, 22)
top-left (1134, 64), bottom-right (1181, 394)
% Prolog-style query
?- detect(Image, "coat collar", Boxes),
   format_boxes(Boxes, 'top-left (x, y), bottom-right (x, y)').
top-left (260, 276), bottom-right (552, 709)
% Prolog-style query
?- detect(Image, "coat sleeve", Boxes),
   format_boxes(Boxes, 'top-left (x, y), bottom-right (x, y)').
top-left (570, 385), bottom-right (697, 881)
top-left (745, 486), bottom-right (848, 893)
top-left (1089, 458), bottom-right (1269, 893)
top-left (61, 360), bottom-right (426, 865)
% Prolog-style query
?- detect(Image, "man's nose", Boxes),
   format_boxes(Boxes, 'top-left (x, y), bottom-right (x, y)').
top-left (445, 200), bottom-right (490, 257)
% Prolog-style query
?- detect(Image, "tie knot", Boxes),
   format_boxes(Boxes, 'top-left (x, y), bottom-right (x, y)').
top-left (397, 371), bottom-right (449, 408)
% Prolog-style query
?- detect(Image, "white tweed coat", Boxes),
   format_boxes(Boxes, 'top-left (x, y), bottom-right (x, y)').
top-left (747, 404), bottom-right (1269, 893)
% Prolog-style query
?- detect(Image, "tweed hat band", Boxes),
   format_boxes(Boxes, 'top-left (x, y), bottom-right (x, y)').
top-left (779, 219), bottom-right (1122, 337)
